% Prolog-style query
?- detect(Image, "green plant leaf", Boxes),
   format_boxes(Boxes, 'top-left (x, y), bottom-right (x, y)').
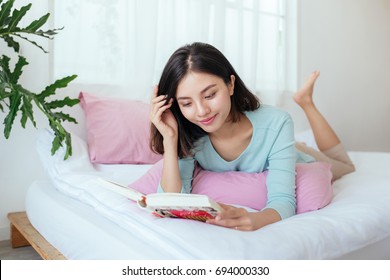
top-left (0, 0), bottom-right (14, 27)
top-left (1, 34), bottom-right (19, 52)
top-left (0, 1), bottom-right (58, 54)
top-left (20, 94), bottom-right (35, 128)
top-left (52, 112), bottom-right (77, 124)
top-left (51, 134), bottom-right (61, 155)
top-left (3, 89), bottom-right (21, 138)
top-left (46, 96), bottom-right (79, 110)
top-left (0, 55), bottom-right (11, 77)
top-left (47, 120), bottom-right (72, 159)
top-left (37, 75), bottom-right (77, 100)
top-left (64, 132), bottom-right (72, 159)
top-left (1, 0), bottom-right (78, 160)
top-left (6, 3), bottom-right (31, 32)
top-left (35, 27), bottom-right (63, 37)
top-left (12, 33), bottom-right (47, 53)
top-left (50, 131), bottom-right (72, 160)
top-left (10, 55), bottom-right (27, 83)
top-left (0, 82), bottom-right (6, 93)
top-left (24, 13), bottom-right (49, 32)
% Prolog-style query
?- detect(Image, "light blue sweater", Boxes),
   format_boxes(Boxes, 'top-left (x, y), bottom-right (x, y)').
top-left (158, 105), bottom-right (314, 219)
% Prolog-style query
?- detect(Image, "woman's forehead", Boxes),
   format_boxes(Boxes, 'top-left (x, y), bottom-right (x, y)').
top-left (176, 72), bottom-right (224, 97)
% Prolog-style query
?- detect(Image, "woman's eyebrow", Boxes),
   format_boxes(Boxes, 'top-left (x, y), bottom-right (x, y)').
top-left (177, 84), bottom-right (217, 100)
top-left (200, 83), bottom-right (216, 94)
top-left (176, 96), bottom-right (191, 100)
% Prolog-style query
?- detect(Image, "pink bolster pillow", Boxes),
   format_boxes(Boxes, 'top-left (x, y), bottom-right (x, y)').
top-left (129, 160), bottom-right (333, 214)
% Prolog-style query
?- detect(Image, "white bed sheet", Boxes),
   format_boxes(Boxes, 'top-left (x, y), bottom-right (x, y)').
top-left (29, 129), bottom-right (390, 259)
top-left (26, 180), bottom-right (183, 259)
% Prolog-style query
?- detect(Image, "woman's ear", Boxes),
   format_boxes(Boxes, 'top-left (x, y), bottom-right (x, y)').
top-left (229, 75), bottom-right (235, 96)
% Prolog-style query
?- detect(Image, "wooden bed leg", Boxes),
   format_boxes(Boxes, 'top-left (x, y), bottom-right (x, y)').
top-left (10, 223), bottom-right (31, 248)
top-left (7, 211), bottom-right (66, 260)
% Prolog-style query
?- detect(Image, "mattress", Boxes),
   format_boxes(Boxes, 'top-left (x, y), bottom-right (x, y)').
top-left (27, 130), bottom-right (390, 259)
top-left (26, 180), bottom-right (178, 259)
top-left (25, 178), bottom-right (390, 259)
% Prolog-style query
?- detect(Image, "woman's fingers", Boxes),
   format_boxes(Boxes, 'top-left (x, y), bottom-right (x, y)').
top-left (218, 204), bottom-right (247, 219)
top-left (151, 97), bottom-right (172, 120)
top-left (150, 85), bottom-right (169, 116)
top-left (152, 94), bottom-right (167, 105)
top-left (207, 204), bottom-right (252, 230)
top-left (155, 101), bottom-right (173, 120)
top-left (150, 85), bottom-right (178, 138)
top-left (150, 85), bottom-right (168, 114)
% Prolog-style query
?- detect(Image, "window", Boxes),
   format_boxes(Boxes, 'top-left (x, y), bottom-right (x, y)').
top-left (52, 0), bottom-right (296, 103)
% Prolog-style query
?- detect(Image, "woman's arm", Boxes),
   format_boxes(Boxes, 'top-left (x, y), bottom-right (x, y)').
top-left (263, 114), bottom-right (296, 220)
top-left (160, 137), bottom-right (182, 192)
top-left (150, 86), bottom-right (182, 192)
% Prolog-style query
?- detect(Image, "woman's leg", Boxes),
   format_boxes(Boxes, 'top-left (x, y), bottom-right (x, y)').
top-left (295, 142), bottom-right (355, 180)
top-left (293, 71), bottom-right (340, 151)
top-left (294, 71), bottom-right (355, 180)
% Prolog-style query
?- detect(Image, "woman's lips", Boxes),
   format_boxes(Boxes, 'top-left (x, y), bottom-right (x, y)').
top-left (199, 115), bottom-right (216, 125)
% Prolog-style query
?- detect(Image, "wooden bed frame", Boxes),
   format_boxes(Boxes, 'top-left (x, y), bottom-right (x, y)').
top-left (7, 212), bottom-right (66, 260)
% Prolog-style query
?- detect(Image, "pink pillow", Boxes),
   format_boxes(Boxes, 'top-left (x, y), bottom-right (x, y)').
top-left (79, 92), bottom-right (162, 164)
top-left (129, 161), bottom-right (333, 214)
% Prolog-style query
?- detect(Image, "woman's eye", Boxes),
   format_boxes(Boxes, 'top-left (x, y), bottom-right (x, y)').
top-left (182, 103), bottom-right (191, 107)
top-left (205, 92), bottom-right (216, 99)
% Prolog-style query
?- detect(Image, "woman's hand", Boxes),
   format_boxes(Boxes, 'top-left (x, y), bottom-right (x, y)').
top-left (206, 204), bottom-right (281, 231)
top-left (150, 85), bottom-right (178, 140)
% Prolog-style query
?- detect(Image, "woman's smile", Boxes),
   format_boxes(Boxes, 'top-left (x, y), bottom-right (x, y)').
top-left (199, 114), bottom-right (217, 125)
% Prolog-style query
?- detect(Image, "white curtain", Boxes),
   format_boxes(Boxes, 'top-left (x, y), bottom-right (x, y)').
top-left (52, 0), bottom-right (291, 103)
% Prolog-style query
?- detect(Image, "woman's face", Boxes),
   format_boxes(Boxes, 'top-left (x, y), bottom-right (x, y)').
top-left (176, 72), bottom-right (235, 133)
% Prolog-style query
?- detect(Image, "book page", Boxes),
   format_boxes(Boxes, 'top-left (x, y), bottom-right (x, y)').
top-left (146, 193), bottom-right (222, 210)
top-left (98, 178), bottom-right (144, 202)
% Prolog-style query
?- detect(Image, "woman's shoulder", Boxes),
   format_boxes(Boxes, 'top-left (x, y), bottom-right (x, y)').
top-left (246, 105), bottom-right (292, 125)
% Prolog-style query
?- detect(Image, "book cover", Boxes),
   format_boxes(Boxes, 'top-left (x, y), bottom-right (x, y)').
top-left (98, 178), bottom-right (222, 222)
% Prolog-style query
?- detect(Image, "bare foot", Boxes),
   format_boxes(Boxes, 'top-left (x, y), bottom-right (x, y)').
top-left (293, 71), bottom-right (320, 108)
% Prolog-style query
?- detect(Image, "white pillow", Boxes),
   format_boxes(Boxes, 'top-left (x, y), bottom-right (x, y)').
top-left (36, 129), bottom-right (95, 176)
top-left (35, 129), bottom-right (151, 205)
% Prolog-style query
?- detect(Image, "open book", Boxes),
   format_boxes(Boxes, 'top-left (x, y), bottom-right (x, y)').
top-left (98, 178), bottom-right (222, 222)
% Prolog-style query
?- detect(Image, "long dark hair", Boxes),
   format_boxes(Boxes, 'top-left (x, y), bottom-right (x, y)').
top-left (150, 42), bottom-right (260, 158)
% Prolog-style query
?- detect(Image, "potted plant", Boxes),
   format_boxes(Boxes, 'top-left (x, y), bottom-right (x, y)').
top-left (0, 0), bottom-right (78, 159)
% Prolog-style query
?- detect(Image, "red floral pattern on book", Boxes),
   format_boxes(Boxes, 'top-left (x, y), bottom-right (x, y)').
top-left (153, 208), bottom-right (218, 222)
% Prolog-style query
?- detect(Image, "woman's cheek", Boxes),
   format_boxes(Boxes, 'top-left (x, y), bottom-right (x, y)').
top-left (180, 108), bottom-right (194, 122)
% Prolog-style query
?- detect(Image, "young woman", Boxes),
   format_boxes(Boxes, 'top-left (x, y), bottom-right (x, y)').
top-left (150, 42), bottom-right (354, 231)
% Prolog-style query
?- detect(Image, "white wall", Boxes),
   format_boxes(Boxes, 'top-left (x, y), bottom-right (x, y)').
top-left (284, 0), bottom-right (390, 152)
top-left (1, 0), bottom-right (390, 241)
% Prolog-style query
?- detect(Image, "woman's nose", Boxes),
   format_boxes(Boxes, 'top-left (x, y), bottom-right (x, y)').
top-left (196, 101), bottom-right (210, 117)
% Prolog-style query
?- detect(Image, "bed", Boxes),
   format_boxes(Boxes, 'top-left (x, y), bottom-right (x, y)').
top-left (12, 93), bottom-right (390, 260)
top-left (16, 126), bottom-right (389, 260)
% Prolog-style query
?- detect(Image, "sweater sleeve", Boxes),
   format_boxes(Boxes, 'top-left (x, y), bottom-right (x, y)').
top-left (263, 113), bottom-right (297, 219)
top-left (156, 157), bottom-right (195, 194)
